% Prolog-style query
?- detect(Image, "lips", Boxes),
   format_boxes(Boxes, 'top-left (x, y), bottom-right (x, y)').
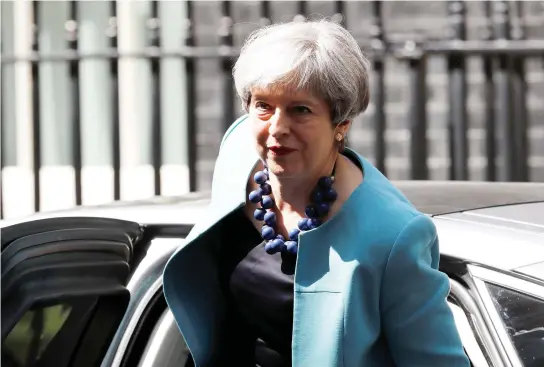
top-left (268, 146), bottom-right (296, 156)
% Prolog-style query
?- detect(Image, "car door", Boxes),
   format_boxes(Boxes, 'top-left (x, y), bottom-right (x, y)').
top-left (1, 216), bottom-right (144, 367)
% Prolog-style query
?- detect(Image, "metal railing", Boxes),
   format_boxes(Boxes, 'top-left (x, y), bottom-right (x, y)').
top-left (1, 0), bottom-right (543, 219)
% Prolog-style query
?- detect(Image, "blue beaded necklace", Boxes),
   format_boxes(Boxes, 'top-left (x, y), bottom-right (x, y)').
top-left (248, 162), bottom-right (338, 255)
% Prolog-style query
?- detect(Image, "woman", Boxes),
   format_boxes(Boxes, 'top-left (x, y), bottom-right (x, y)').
top-left (163, 19), bottom-right (469, 367)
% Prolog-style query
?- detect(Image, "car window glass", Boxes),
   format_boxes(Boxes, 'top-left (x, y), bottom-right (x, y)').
top-left (3, 304), bottom-right (71, 367)
top-left (486, 282), bottom-right (544, 367)
top-left (1, 298), bottom-right (95, 367)
top-left (137, 309), bottom-right (191, 367)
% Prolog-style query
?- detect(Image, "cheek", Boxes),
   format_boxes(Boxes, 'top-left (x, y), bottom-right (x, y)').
top-left (294, 127), bottom-right (320, 148)
top-left (296, 127), bottom-right (333, 154)
top-left (251, 117), bottom-right (269, 147)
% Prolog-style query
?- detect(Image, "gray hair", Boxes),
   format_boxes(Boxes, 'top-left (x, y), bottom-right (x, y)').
top-left (232, 19), bottom-right (371, 124)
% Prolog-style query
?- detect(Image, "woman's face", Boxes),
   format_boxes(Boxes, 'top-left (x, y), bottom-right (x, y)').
top-left (249, 86), bottom-right (348, 179)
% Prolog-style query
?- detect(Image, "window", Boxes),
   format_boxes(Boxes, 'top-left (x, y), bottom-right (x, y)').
top-left (3, 304), bottom-right (71, 367)
top-left (137, 308), bottom-right (192, 367)
top-left (486, 283), bottom-right (544, 367)
top-left (2, 298), bottom-right (96, 367)
top-left (1, 217), bottom-right (143, 367)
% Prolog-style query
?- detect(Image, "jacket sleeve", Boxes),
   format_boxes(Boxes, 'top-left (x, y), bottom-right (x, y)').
top-left (381, 214), bottom-right (470, 367)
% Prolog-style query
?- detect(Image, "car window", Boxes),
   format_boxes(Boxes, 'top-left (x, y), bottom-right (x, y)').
top-left (137, 308), bottom-right (191, 367)
top-left (2, 298), bottom-right (96, 367)
top-left (486, 282), bottom-right (544, 367)
top-left (3, 304), bottom-right (71, 367)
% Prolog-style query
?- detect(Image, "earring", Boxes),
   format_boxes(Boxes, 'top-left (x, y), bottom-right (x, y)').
top-left (335, 132), bottom-right (345, 152)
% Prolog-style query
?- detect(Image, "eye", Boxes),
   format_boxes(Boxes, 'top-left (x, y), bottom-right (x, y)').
top-left (255, 101), bottom-right (271, 111)
top-left (292, 105), bottom-right (312, 114)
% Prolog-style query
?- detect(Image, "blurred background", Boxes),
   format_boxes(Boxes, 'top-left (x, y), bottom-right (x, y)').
top-left (1, 0), bottom-right (543, 220)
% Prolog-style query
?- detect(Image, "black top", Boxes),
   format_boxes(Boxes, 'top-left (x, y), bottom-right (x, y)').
top-left (218, 208), bottom-right (296, 367)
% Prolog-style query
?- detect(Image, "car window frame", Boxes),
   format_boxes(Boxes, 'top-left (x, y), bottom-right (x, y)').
top-left (468, 264), bottom-right (544, 367)
top-left (136, 304), bottom-right (193, 367)
top-left (104, 236), bottom-right (185, 367)
top-left (449, 277), bottom-right (507, 367)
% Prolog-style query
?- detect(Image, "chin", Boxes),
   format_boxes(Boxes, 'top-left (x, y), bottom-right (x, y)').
top-left (266, 160), bottom-right (300, 179)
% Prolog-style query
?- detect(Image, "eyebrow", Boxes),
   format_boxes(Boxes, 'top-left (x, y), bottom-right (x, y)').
top-left (290, 100), bottom-right (317, 106)
top-left (251, 94), bottom-right (320, 109)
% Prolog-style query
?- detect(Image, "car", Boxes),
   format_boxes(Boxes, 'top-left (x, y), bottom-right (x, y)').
top-left (1, 180), bottom-right (544, 367)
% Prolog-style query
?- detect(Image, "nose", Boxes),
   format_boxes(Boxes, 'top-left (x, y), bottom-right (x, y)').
top-left (268, 109), bottom-right (290, 138)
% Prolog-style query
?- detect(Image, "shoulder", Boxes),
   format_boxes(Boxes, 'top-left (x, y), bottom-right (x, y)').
top-left (341, 151), bottom-right (437, 260)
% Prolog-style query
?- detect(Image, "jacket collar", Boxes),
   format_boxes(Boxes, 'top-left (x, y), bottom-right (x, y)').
top-left (186, 115), bottom-right (258, 243)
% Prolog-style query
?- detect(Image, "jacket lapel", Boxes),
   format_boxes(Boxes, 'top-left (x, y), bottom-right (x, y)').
top-left (163, 115), bottom-right (259, 366)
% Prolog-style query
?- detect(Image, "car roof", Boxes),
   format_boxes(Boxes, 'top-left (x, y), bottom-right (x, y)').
top-left (394, 180), bottom-right (544, 215)
top-left (1, 181), bottom-right (543, 275)
top-left (2, 181), bottom-right (543, 227)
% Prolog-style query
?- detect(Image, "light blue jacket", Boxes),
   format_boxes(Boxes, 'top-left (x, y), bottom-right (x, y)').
top-left (163, 115), bottom-right (470, 367)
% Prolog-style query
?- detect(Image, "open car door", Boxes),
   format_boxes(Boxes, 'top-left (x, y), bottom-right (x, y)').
top-left (1, 217), bottom-right (143, 367)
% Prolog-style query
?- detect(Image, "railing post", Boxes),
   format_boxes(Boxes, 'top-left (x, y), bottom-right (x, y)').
top-left (149, 0), bottom-right (162, 195)
top-left (493, 0), bottom-right (516, 182)
top-left (0, 42), bottom-right (4, 219)
top-left (259, 1), bottom-right (271, 27)
top-left (67, 0), bottom-right (82, 205)
top-left (107, 0), bottom-right (121, 200)
top-left (510, 0), bottom-right (529, 181)
top-left (447, 0), bottom-right (469, 181)
top-left (219, 1), bottom-right (234, 133)
top-left (31, 0), bottom-right (41, 212)
top-left (332, 1), bottom-right (346, 27)
top-left (406, 42), bottom-right (428, 180)
top-left (370, 1), bottom-right (387, 175)
top-left (294, 1), bottom-right (308, 22)
top-left (482, 0), bottom-right (496, 181)
top-left (0, 10), bottom-right (5, 219)
top-left (184, 0), bottom-right (197, 192)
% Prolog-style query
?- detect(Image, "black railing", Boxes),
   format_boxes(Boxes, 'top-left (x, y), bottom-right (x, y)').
top-left (1, 0), bottom-right (543, 219)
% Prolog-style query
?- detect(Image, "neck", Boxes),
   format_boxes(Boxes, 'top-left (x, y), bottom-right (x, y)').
top-left (270, 152), bottom-right (339, 215)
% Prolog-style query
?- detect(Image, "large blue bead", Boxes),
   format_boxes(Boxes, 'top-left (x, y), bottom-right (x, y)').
top-left (318, 176), bottom-right (333, 188)
top-left (264, 211), bottom-right (276, 226)
top-left (289, 228), bottom-right (300, 241)
top-left (270, 238), bottom-right (286, 252)
top-left (264, 241), bottom-right (277, 254)
top-left (311, 189), bottom-right (324, 203)
top-left (297, 218), bottom-right (309, 231)
top-left (285, 241), bottom-right (298, 254)
top-left (254, 208), bottom-right (266, 221)
top-left (324, 187), bottom-right (337, 202)
top-left (308, 218), bottom-right (322, 229)
top-left (260, 183), bottom-right (272, 195)
top-left (254, 171), bottom-right (268, 185)
top-left (316, 202), bottom-right (330, 217)
top-left (304, 205), bottom-right (317, 218)
top-left (261, 225), bottom-right (275, 240)
top-left (261, 196), bottom-right (274, 209)
top-left (249, 189), bottom-right (262, 203)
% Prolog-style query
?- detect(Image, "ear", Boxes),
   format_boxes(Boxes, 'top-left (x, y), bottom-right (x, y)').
top-left (336, 120), bottom-right (351, 136)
